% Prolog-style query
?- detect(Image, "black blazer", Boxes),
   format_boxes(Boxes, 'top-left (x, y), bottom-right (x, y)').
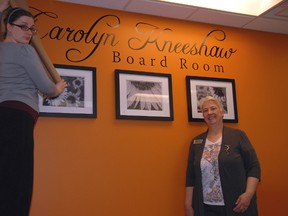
top-left (186, 126), bottom-right (261, 216)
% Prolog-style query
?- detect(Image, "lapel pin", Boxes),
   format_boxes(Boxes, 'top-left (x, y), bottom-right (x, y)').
top-left (193, 139), bottom-right (203, 144)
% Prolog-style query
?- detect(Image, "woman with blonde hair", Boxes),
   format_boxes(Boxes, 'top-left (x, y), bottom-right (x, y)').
top-left (185, 96), bottom-right (261, 216)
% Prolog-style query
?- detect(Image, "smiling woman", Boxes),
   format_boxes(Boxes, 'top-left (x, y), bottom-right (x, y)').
top-left (185, 96), bottom-right (261, 216)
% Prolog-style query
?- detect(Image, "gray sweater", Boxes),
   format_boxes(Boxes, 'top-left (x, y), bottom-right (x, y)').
top-left (0, 12), bottom-right (57, 112)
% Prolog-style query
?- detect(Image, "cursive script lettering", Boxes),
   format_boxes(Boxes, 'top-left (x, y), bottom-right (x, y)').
top-left (33, 8), bottom-right (120, 62)
top-left (31, 7), bottom-right (237, 64)
top-left (128, 23), bottom-right (237, 59)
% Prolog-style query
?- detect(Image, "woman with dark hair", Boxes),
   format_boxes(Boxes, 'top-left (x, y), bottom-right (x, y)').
top-left (0, 1), bottom-right (67, 215)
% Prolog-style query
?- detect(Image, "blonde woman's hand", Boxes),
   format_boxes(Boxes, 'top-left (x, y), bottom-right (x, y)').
top-left (185, 205), bottom-right (194, 216)
top-left (233, 192), bottom-right (253, 213)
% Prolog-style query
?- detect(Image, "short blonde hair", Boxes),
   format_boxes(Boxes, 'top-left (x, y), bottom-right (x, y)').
top-left (199, 96), bottom-right (224, 112)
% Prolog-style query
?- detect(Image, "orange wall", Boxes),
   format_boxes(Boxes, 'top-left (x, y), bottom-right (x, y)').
top-left (27, 1), bottom-right (288, 216)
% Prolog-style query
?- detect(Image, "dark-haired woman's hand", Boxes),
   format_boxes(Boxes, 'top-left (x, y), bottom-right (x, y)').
top-left (54, 79), bottom-right (67, 96)
top-left (0, 0), bottom-right (10, 12)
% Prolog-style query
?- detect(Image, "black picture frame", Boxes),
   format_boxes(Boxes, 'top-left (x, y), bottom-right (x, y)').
top-left (39, 64), bottom-right (96, 118)
top-left (186, 76), bottom-right (238, 123)
top-left (115, 69), bottom-right (174, 121)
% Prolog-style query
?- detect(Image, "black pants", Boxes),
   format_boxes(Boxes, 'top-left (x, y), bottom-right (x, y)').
top-left (0, 107), bottom-right (35, 216)
top-left (204, 204), bottom-right (227, 216)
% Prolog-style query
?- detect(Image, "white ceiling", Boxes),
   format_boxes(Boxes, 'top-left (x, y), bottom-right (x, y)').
top-left (58, 0), bottom-right (288, 35)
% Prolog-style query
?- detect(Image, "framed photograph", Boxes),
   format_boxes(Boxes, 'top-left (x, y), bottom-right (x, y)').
top-left (186, 76), bottom-right (238, 123)
top-left (115, 70), bottom-right (174, 121)
top-left (39, 64), bottom-right (96, 118)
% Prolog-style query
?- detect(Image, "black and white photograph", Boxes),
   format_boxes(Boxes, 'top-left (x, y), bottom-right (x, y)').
top-left (126, 80), bottom-right (163, 111)
top-left (42, 76), bottom-right (85, 108)
top-left (115, 70), bottom-right (174, 121)
top-left (195, 85), bottom-right (228, 113)
top-left (186, 76), bottom-right (238, 123)
top-left (39, 64), bottom-right (96, 118)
